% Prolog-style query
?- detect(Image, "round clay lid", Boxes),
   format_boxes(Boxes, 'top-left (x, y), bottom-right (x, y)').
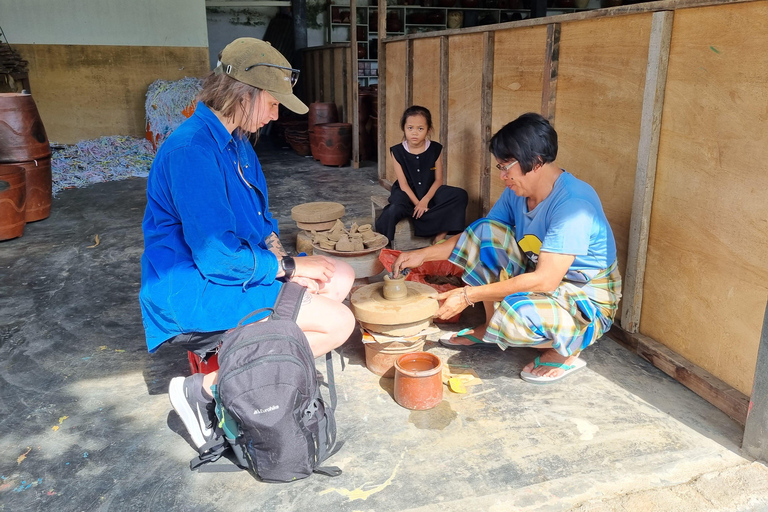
top-left (350, 281), bottom-right (438, 326)
top-left (291, 202), bottom-right (346, 223)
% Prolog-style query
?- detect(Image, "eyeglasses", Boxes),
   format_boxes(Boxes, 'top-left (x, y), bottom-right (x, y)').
top-left (495, 160), bottom-right (519, 175)
top-left (243, 63), bottom-right (300, 87)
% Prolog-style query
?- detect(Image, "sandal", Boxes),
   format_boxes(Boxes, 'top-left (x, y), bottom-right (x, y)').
top-left (438, 328), bottom-right (496, 349)
top-left (519, 356), bottom-right (586, 384)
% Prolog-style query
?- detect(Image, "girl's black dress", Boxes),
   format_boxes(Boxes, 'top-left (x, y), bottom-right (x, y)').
top-left (375, 141), bottom-right (468, 243)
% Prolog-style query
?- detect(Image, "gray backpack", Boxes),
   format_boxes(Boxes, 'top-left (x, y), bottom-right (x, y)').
top-left (191, 284), bottom-right (342, 482)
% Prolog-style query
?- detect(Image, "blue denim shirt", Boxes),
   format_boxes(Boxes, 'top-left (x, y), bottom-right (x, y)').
top-left (140, 102), bottom-right (282, 352)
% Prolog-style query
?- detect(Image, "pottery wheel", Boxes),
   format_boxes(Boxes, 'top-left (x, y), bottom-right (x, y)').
top-left (291, 202), bottom-right (345, 223)
top-left (350, 281), bottom-right (438, 326)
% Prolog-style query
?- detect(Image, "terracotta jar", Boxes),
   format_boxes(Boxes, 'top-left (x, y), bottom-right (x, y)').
top-left (0, 164), bottom-right (26, 240)
top-left (2, 158), bottom-right (52, 222)
top-left (394, 352), bottom-right (443, 410)
top-left (0, 93), bottom-right (51, 163)
top-left (447, 11), bottom-right (463, 29)
top-left (308, 102), bottom-right (339, 131)
top-left (313, 123), bottom-right (352, 167)
top-left (383, 275), bottom-right (407, 301)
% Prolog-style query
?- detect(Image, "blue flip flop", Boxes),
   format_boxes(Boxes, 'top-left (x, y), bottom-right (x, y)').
top-left (438, 328), bottom-right (496, 349)
top-left (519, 356), bottom-right (586, 384)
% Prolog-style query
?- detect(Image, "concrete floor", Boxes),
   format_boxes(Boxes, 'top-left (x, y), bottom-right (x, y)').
top-left (2, 141), bottom-right (768, 512)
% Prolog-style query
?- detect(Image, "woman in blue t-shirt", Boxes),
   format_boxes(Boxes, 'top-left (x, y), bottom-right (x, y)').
top-left (393, 113), bottom-right (622, 384)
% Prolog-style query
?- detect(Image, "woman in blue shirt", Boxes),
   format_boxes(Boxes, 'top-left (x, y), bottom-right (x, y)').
top-left (141, 38), bottom-right (356, 449)
top-left (393, 113), bottom-right (621, 385)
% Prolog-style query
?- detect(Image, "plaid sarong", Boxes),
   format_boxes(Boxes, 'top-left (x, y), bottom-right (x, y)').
top-left (449, 219), bottom-right (622, 356)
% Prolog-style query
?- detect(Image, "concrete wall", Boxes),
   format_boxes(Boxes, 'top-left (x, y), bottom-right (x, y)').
top-left (1, 0), bottom-right (210, 143)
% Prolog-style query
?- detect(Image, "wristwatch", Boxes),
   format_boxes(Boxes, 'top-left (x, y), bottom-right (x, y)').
top-left (280, 256), bottom-right (296, 279)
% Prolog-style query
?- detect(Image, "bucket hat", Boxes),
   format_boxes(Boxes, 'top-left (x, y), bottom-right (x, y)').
top-left (215, 38), bottom-right (308, 115)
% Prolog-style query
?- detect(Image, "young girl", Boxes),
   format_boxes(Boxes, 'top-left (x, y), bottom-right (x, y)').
top-left (375, 105), bottom-right (468, 245)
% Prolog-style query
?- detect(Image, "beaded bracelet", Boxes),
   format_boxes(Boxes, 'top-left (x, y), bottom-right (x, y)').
top-left (462, 286), bottom-right (474, 307)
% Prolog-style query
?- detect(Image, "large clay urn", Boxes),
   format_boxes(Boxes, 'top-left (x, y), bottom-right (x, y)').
top-left (0, 93), bottom-right (51, 163)
top-left (1, 159), bottom-right (52, 222)
top-left (0, 165), bottom-right (26, 240)
top-left (313, 123), bottom-right (352, 167)
top-left (308, 102), bottom-right (339, 131)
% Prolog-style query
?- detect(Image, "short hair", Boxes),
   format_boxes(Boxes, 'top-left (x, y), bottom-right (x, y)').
top-left (489, 113), bottom-right (558, 174)
top-left (197, 67), bottom-right (263, 137)
top-left (400, 105), bottom-right (433, 132)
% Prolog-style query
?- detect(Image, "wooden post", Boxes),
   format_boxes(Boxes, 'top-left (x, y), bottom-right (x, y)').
top-left (377, 0), bottom-right (387, 180)
top-left (480, 31), bottom-right (494, 216)
top-left (743, 299), bottom-right (768, 461)
top-left (541, 23), bottom-right (560, 125)
top-left (292, 0), bottom-right (307, 52)
top-left (620, 10), bottom-right (674, 333)
top-left (439, 35), bottom-right (449, 179)
top-left (351, 0), bottom-right (360, 168)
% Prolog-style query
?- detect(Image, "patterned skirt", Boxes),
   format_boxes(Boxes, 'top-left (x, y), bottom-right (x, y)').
top-left (448, 219), bottom-right (622, 356)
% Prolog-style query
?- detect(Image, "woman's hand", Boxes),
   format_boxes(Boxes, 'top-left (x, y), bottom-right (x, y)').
top-left (393, 250), bottom-right (426, 278)
top-left (413, 199), bottom-right (430, 219)
top-left (292, 255), bottom-right (335, 283)
top-left (434, 288), bottom-right (469, 320)
top-left (290, 275), bottom-right (322, 294)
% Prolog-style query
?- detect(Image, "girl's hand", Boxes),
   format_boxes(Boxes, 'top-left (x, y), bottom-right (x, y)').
top-left (293, 255), bottom-right (335, 283)
top-left (393, 251), bottom-right (425, 278)
top-left (434, 289), bottom-right (468, 320)
top-left (413, 199), bottom-right (430, 219)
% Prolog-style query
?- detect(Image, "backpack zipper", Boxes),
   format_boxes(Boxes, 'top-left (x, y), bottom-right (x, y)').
top-left (218, 354), bottom-right (311, 391)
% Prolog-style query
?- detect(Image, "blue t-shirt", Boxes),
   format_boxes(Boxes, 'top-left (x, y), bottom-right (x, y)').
top-left (140, 102), bottom-right (282, 352)
top-left (487, 171), bottom-right (617, 281)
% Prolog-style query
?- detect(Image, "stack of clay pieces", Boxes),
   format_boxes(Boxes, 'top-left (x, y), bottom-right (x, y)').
top-left (291, 201), bottom-right (346, 254)
top-left (313, 220), bottom-right (380, 252)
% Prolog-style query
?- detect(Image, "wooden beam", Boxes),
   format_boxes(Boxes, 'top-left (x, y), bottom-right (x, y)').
top-left (620, 10), bottom-right (674, 333)
top-left (439, 35), bottom-right (449, 179)
top-left (385, 0), bottom-right (755, 42)
top-left (609, 327), bottom-right (750, 425)
top-left (405, 39), bottom-right (414, 108)
top-left (378, 0), bottom-right (387, 180)
top-left (351, 0), bottom-right (360, 168)
top-left (541, 23), bottom-right (560, 124)
top-left (291, 0), bottom-right (307, 50)
top-left (480, 31), bottom-right (494, 216)
top-left (743, 300), bottom-right (768, 461)
top-left (379, 178), bottom-right (393, 191)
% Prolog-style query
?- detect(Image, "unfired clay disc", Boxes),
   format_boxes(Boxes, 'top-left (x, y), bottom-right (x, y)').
top-left (296, 219), bottom-right (337, 231)
top-left (350, 281), bottom-right (438, 326)
top-left (291, 202), bottom-right (345, 223)
top-left (360, 319), bottom-right (432, 337)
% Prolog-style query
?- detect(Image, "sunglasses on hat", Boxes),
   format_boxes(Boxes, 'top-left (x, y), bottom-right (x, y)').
top-left (243, 63), bottom-right (300, 88)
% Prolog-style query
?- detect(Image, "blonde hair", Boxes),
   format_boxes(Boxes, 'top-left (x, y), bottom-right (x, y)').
top-left (197, 70), bottom-right (265, 137)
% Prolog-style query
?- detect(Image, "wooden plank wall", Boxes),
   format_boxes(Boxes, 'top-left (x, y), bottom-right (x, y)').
top-left (385, 41), bottom-right (407, 184)
top-left (302, 45), bottom-right (351, 123)
top-left (446, 33), bottom-right (485, 220)
top-left (381, 0), bottom-right (768, 421)
top-left (411, 38), bottom-right (442, 142)
top-left (554, 14), bottom-right (653, 298)
top-left (490, 26), bottom-right (548, 205)
top-left (641, 1), bottom-right (768, 396)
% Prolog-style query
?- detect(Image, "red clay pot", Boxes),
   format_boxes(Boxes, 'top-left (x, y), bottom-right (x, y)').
top-left (313, 123), bottom-right (352, 167)
top-left (0, 164), bottom-right (27, 240)
top-left (3, 158), bottom-right (52, 222)
top-left (308, 102), bottom-right (339, 131)
top-left (394, 352), bottom-right (443, 410)
top-left (0, 93), bottom-right (51, 163)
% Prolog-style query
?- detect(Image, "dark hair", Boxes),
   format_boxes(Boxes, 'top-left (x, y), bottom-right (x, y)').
top-left (489, 112), bottom-right (558, 174)
top-left (400, 105), bottom-right (433, 132)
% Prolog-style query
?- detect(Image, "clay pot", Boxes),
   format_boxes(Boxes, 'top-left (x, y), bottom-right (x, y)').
top-left (365, 339), bottom-right (426, 378)
top-left (358, 44), bottom-right (367, 59)
top-left (357, 26), bottom-right (367, 40)
top-left (313, 123), bottom-right (352, 167)
top-left (0, 93), bottom-right (51, 164)
top-left (0, 164), bottom-right (26, 240)
top-left (383, 275), bottom-right (407, 301)
top-left (308, 130), bottom-right (321, 160)
top-left (386, 13), bottom-right (402, 33)
top-left (447, 11), bottom-right (463, 29)
top-left (308, 102), bottom-right (339, 131)
top-left (2, 158), bottom-right (52, 222)
top-left (394, 352), bottom-right (443, 410)
top-left (461, 0), bottom-right (480, 7)
top-left (438, 0), bottom-right (456, 6)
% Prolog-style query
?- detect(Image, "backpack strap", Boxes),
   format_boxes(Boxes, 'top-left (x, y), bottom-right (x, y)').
top-left (189, 438), bottom-right (242, 473)
top-left (326, 350), bottom-right (337, 409)
top-left (237, 307), bottom-right (274, 327)
top-left (272, 281), bottom-right (306, 321)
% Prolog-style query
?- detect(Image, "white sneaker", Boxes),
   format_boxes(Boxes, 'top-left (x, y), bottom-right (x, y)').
top-left (168, 375), bottom-right (216, 449)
